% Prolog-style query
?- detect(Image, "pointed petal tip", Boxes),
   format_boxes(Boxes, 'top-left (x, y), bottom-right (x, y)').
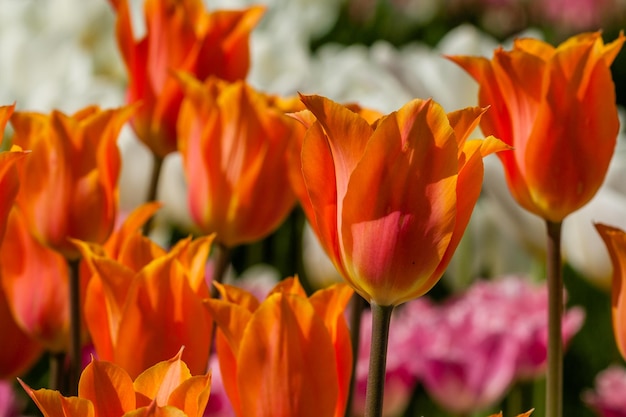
top-left (479, 135), bottom-right (513, 156)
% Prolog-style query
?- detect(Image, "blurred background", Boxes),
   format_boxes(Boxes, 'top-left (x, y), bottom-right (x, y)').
top-left (2, 0), bottom-right (626, 416)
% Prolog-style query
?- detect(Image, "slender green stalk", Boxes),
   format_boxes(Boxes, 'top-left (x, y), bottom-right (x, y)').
top-left (208, 243), bottom-right (233, 355)
top-left (545, 220), bottom-right (563, 417)
top-left (364, 302), bottom-right (394, 417)
top-left (141, 153), bottom-right (164, 235)
top-left (49, 352), bottom-right (67, 393)
top-left (210, 243), bottom-right (232, 299)
top-left (344, 294), bottom-right (367, 417)
top-left (68, 258), bottom-right (81, 396)
top-left (506, 383), bottom-right (523, 417)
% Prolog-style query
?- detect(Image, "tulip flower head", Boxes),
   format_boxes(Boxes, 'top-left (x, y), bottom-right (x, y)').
top-left (110, 0), bottom-right (264, 157)
top-left (0, 105), bottom-right (46, 376)
top-left (177, 75), bottom-right (299, 248)
top-left (297, 94), bottom-right (508, 306)
top-left (10, 106), bottom-right (132, 259)
top-left (75, 204), bottom-right (214, 377)
top-left (449, 32), bottom-right (625, 222)
top-left (20, 349), bottom-right (211, 417)
top-left (1, 206), bottom-right (73, 353)
top-left (204, 277), bottom-right (353, 417)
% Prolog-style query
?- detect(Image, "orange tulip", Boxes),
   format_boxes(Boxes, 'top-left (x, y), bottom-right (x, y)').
top-left (449, 32), bottom-right (625, 222)
top-left (0, 104), bottom-right (45, 377)
top-left (20, 349), bottom-right (211, 417)
top-left (75, 204), bottom-right (214, 378)
top-left (297, 94), bottom-right (507, 306)
top-left (204, 277), bottom-right (353, 417)
top-left (595, 223), bottom-right (626, 360)
top-left (10, 106), bottom-right (133, 259)
top-left (110, 0), bottom-right (264, 157)
top-left (1, 207), bottom-right (71, 352)
top-left (288, 103), bottom-right (382, 234)
top-left (177, 75), bottom-right (300, 247)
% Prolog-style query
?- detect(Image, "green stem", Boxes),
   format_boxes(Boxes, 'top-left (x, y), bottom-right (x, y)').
top-left (141, 154), bottom-right (164, 236)
top-left (49, 352), bottom-right (67, 393)
top-left (364, 302), bottom-right (394, 417)
top-left (210, 243), bottom-right (231, 299)
top-left (545, 220), bottom-right (563, 417)
top-left (506, 382), bottom-right (523, 417)
top-left (208, 243), bottom-right (232, 355)
top-left (68, 258), bottom-right (81, 396)
top-left (344, 294), bottom-right (366, 417)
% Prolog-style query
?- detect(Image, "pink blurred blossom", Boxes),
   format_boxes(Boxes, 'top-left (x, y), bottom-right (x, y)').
top-left (389, 276), bottom-right (582, 415)
top-left (531, 0), bottom-right (620, 31)
top-left (459, 277), bottom-right (585, 379)
top-left (0, 381), bottom-right (22, 417)
top-left (204, 354), bottom-right (236, 417)
top-left (416, 293), bottom-right (520, 414)
top-left (584, 365), bottom-right (626, 417)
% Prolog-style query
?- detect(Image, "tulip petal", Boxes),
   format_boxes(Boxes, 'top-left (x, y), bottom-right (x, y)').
top-left (430, 135), bottom-right (510, 286)
top-left (134, 349), bottom-right (192, 408)
top-left (300, 94), bottom-right (373, 209)
top-left (115, 255), bottom-right (212, 377)
top-left (237, 293), bottom-right (339, 417)
top-left (19, 380), bottom-right (95, 417)
top-left (0, 285), bottom-right (42, 379)
top-left (105, 202), bottom-right (162, 258)
top-left (514, 37), bottom-right (554, 61)
top-left (178, 77), bottom-right (296, 246)
top-left (0, 130), bottom-right (29, 242)
top-left (300, 121), bottom-right (344, 275)
top-left (78, 358), bottom-right (136, 415)
top-left (213, 282), bottom-right (260, 312)
top-left (167, 374), bottom-right (212, 417)
top-left (596, 224), bottom-right (626, 359)
top-left (77, 240), bottom-right (137, 360)
top-left (0, 208), bottom-right (69, 352)
top-left (174, 234), bottom-right (214, 294)
top-left (601, 31), bottom-right (626, 65)
top-left (524, 40), bottom-right (618, 221)
top-left (308, 284), bottom-right (354, 417)
top-left (267, 276), bottom-right (308, 298)
top-left (197, 6), bottom-right (266, 82)
top-left (446, 55), bottom-right (514, 148)
top-left (340, 99), bottom-right (458, 305)
top-left (123, 403), bottom-right (188, 417)
top-left (300, 95), bottom-right (376, 279)
top-left (203, 296), bottom-right (254, 417)
top-left (446, 106), bottom-right (489, 151)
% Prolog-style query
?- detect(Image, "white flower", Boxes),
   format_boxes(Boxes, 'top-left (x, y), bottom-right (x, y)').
top-left (0, 0), bottom-right (124, 112)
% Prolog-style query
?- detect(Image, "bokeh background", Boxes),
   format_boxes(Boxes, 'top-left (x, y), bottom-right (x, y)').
top-left (2, 0), bottom-right (626, 416)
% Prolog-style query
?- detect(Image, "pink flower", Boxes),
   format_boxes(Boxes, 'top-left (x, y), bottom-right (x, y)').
top-left (404, 276), bottom-right (584, 414)
top-left (0, 381), bottom-right (22, 417)
top-left (204, 354), bottom-right (236, 417)
top-left (584, 365), bottom-right (626, 417)
top-left (532, 0), bottom-right (619, 32)
top-left (417, 299), bottom-right (520, 414)
top-left (460, 276), bottom-right (585, 379)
